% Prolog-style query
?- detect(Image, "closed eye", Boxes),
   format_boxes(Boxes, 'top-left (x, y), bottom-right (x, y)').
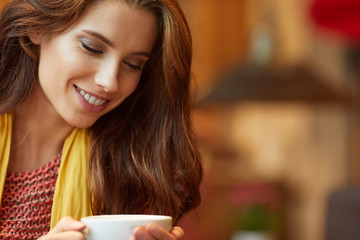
top-left (80, 40), bottom-right (103, 55)
top-left (124, 61), bottom-right (141, 71)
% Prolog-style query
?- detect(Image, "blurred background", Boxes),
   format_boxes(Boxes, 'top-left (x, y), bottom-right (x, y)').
top-left (2, 0), bottom-right (360, 239)
top-left (176, 0), bottom-right (360, 240)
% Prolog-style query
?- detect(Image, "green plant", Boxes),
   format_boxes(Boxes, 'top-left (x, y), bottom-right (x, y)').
top-left (235, 203), bottom-right (278, 231)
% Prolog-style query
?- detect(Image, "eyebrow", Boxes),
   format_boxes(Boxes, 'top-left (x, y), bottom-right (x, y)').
top-left (82, 29), bottom-right (151, 58)
top-left (82, 29), bottom-right (114, 47)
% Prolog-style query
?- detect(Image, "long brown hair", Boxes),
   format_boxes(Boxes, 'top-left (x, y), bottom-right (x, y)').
top-left (0, 0), bottom-right (202, 223)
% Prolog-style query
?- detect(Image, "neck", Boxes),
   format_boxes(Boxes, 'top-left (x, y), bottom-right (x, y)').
top-left (9, 89), bottom-right (74, 172)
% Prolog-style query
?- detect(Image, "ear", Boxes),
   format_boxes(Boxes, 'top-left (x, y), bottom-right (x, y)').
top-left (28, 32), bottom-right (42, 45)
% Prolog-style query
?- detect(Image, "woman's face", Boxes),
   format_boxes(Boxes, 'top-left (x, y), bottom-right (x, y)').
top-left (31, 0), bottom-right (158, 128)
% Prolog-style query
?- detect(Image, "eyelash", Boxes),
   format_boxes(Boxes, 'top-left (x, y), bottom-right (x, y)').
top-left (80, 40), bottom-right (142, 71)
top-left (80, 41), bottom-right (103, 54)
top-left (124, 61), bottom-right (141, 71)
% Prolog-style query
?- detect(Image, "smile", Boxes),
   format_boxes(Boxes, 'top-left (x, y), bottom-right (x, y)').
top-left (75, 86), bottom-right (107, 106)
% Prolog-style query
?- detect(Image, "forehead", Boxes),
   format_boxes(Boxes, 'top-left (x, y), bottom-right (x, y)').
top-left (68, 0), bottom-right (158, 50)
top-left (77, 0), bottom-right (157, 29)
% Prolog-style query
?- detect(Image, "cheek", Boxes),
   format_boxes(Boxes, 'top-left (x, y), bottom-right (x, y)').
top-left (124, 76), bottom-right (142, 99)
top-left (120, 72), bottom-right (142, 96)
top-left (56, 49), bottom-right (92, 78)
top-left (127, 80), bottom-right (140, 95)
top-left (39, 39), bottom-right (91, 82)
top-left (38, 48), bottom-right (68, 85)
top-left (110, 78), bottom-right (140, 109)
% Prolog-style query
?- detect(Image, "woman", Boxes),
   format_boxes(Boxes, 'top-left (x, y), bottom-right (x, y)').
top-left (0, 0), bottom-right (202, 239)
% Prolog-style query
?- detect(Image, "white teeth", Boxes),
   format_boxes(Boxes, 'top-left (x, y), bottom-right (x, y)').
top-left (94, 99), bottom-right (102, 106)
top-left (84, 93), bottom-right (90, 101)
top-left (76, 86), bottom-right (106, 106)
top-left (88, 96), bottom-right (96, 104)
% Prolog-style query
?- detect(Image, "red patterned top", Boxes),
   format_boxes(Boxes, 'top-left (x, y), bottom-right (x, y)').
top-left (0, 153), bottom-right (61, 239)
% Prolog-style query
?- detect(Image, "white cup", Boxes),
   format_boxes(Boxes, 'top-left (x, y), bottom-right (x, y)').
top-left (81, 214), bottom-right (173, 240)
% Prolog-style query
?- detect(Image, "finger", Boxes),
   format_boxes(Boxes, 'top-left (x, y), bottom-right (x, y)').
top-left (49, 216), bottom-right (86, 234)
top-left (145, 223), bottom-right (175, 240)
top-left (133, 226), bottom-right (154, 240)
top-left (170, 227), bottom-right (184, 240)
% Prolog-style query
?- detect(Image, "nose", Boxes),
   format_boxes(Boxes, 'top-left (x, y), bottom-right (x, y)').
top-left (94, 61), bottom-right (119, 93)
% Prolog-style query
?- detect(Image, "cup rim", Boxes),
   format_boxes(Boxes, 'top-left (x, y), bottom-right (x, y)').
top-left (81, 214), bottom-right (173, 222)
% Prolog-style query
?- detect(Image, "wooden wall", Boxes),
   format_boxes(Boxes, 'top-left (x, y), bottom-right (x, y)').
top-left (180, 0), bottom-right (250, 99)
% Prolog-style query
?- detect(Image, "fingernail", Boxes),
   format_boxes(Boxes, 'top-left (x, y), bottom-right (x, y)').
top-left (132, 226), bottom-right (141, 233)
top-left (72, 221), bottom-right (85, 228)
top-left (146, 223), bottom-right (158, 233)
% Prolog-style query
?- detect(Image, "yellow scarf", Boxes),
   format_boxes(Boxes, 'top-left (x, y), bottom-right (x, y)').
top-left (0, 113), bottom-right (92, 229)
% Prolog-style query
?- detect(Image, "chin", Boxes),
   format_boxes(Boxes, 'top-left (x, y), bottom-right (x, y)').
top-left (73, 121), bottom-right (96, 129)
top-left (65, 116), bottom-right (98, 129)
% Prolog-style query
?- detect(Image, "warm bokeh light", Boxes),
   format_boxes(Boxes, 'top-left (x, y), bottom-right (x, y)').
top-left (179, 0), bottom-right (360, 240)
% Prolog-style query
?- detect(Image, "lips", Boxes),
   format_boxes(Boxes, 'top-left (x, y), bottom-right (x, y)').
top-left (74, 85), bottom-right (110, 113)
top-left (75, 86), bottom-right (107, 106)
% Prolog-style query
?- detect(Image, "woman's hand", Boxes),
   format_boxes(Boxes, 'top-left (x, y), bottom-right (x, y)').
top-left (38, 216), bottom-right (86, 240)
top-left (132, 224), bottom-right (184, 240)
